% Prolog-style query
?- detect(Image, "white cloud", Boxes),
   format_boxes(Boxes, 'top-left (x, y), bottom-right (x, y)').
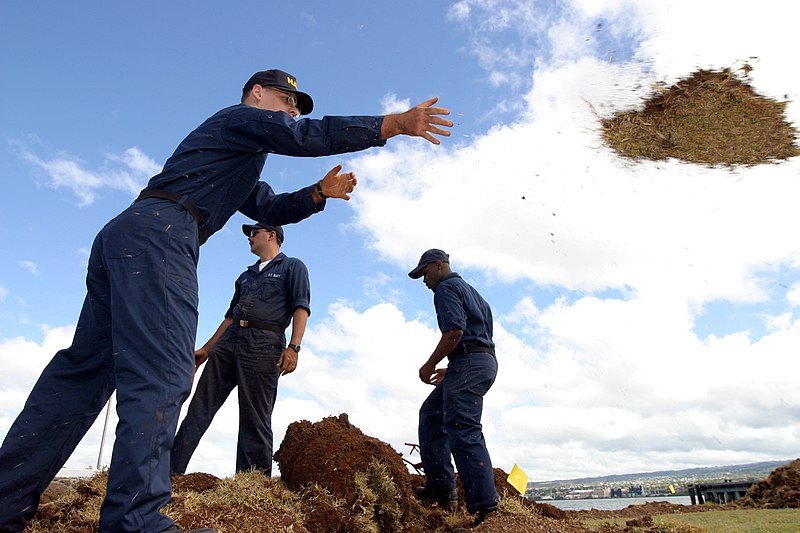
top-left (173, 302), bottom-right (440, 477)
top-left (3, 293), bottom-right (799, 480)
top-left (361, 272), bottom-right (404, 304)
top-left (0, 326), bottom-right (71, 419)
top-left (17, 261), bottom-right (39, 276)
top-left (21, 146), bottom-right (160, 206)
top-left (338, 0), bottom-right (800, 479)
top-left (787, 282), bottom-right (800, 307)
top-left (380, 93), bottom-right (412, 115)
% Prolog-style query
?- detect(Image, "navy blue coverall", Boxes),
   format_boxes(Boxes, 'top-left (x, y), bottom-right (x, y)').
top-left (170, 252), bottom-right (310, 476)
top-left (418, 272), bottom-right (501, 514)
top-left (0, 105), bottom-right (384, 533)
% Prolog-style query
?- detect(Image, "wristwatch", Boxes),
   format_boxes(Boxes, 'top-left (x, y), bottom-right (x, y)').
top-left (288, 344), bottom-right (301, 353)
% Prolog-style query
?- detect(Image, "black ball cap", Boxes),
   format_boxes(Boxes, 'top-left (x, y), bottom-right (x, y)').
top-left (242, 69), bottom-right (314, 115)
top-left (408, 249), bottom-right (449, 279)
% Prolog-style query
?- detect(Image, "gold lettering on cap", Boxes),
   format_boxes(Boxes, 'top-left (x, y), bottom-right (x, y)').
top-left (286, 76), bottom-right (298, 89)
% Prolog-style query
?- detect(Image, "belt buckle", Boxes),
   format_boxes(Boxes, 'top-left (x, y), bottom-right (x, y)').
top-left (239, 320), bottom-right (249, 327)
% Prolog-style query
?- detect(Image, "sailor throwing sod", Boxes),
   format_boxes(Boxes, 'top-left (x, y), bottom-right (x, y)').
top-left (0, 68), bottom-right (452, 533)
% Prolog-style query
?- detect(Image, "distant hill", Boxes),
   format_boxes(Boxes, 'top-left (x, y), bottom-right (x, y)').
top-left (529, 459), bottom-right (794, 488)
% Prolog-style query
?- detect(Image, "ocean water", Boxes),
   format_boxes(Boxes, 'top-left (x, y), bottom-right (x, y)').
top-left (543, 495), bottom-right (692, 511)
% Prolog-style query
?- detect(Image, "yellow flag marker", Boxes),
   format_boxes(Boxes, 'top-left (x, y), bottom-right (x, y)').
top-left (669, 484), bottom-right (676, 494)
top-left (507, 464), bottom-right (529, 495)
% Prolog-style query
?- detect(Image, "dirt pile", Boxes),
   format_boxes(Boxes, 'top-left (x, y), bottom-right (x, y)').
top-left (27, 473), bottom-right (107, 531)
top-left (274, 413), bottom-right (412, 501)
top-left (274, 413), bottom-right (417, 532)
top-left (601, 67), bottom-right (799, 166)
top-left (738, 458), bottom-right (800, 508)
top-left (25, 413), bottom-right (582, 532)
top-left (22, 414), bottom-right (800, 531)
top-left (273, 413), bottom-right (575, 532)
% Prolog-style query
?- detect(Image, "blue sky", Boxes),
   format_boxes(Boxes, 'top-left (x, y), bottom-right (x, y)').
top-left (2, 0), bottom-right (799, 481)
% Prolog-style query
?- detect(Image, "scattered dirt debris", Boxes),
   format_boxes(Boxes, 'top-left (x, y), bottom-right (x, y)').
top-left (21, 414), bottom-right (800, 532)
top-left (601, 66), bottom-right (799, 166)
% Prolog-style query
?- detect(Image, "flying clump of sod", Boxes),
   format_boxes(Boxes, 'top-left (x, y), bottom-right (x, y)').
top-left (601, 65), bottom-right (800, 166)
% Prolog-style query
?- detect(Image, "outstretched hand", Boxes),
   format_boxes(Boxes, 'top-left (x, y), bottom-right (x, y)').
top-left (381, 97), bottom-right (453, 145)
top-left (318, 164), bottom-right (358, 200)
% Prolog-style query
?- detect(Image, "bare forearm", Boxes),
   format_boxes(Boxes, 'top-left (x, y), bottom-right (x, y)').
top-left (419, 329), bottom-right (463, 385)
top-left (278, 308), bottom-right (308, 376)
top-left (289, 308), bottom-right (309, 346)
top-left (426, 329), bottom-right (463, 366)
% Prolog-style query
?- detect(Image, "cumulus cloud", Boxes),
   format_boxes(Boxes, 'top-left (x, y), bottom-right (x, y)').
top-left (362, 272), bottom-right (404, 304)
top-left (335, 0), bottom-right (800, 479)
top-left (787, 282), bottom-right (800, 307)
top-left (0, 327), bottom-right (70, 422)
top-left (184, 290), bottom-right (800, 479)
top-left (169, 302), bottom-right (439, 477)
top-left (20, 146), bottom-right (160, 206)
top-left (380, 93), bottom-right (412, 115)
top-left (17, 261), bottom-right (39, 276)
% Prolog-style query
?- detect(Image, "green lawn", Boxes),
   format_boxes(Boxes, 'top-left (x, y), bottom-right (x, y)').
top-left (580, 508), bottom-right (800, 532)
top-left (659, 509), bottom-right (800, 532)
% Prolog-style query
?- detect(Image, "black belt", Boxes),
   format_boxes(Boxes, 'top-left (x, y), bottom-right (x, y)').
top-left (236, 319), bottom-right (284, 333)
top-left (450, 341), bottom-right (495, 357)
top-left (135, 189), bottom-right (209, 245)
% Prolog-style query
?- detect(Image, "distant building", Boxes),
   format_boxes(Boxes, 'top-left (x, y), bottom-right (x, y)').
top-left (566, 489), bottom-right (595, 499)
top-left (627, 485), bottom-right (644, 496)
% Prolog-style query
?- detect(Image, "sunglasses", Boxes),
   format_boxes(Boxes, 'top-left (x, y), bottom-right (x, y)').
top-left (263, 86), bottom-right (298, 108)
top-left (248, 228), bottom-right (274, 238)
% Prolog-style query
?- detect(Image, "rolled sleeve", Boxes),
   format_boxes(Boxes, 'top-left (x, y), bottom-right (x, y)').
top-left (286, 259), bottom-right (311, 317)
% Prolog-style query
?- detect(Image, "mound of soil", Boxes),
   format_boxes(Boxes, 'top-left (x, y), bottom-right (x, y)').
top-left (601, 67), bottom-right (799, 166)
top-left (23, 414), bottom-right (800, 532)
top-left (274, 413), bottom-right (412, 499)
top-left (274, 413), bottom-right (418, 532)
top-left (738, 458), bottom-right (800, 508)
top-left (171, 471), bottom-right (221, 493)
top-left (274, 414), bottom-right (573, 532)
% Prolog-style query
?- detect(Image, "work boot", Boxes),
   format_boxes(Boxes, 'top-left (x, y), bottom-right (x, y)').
top-left (451, 505), bottom-right (498, 532)
top-left (413, 485), bottom-right (458, 508)
top-left (159, 525), bottom-right (218, 533)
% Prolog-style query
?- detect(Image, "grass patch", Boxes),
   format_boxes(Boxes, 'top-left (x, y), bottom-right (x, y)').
top-left (579, 508), bottom-right (800, 532)
top-left (601, 67), bottom-right (799, 166)
top-left (658, 508), bottom-right (800, 533)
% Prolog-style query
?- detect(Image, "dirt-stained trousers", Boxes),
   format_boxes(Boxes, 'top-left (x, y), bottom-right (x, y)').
top-left (418, 351), bottom-right (500, 514)
top-left (0, 198), bottom-right (198, 533)
top-left (170, 326), bottom-right (283, 475)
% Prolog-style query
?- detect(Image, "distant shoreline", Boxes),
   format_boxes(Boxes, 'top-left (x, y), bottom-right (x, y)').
top-left (544, 495), bottom-right (692, 511)
top-left (527, 459), bottom-right (792, 487)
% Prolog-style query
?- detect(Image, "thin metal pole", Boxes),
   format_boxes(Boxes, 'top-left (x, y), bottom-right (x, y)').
top-left (97, 394), bottom-right (113, 470)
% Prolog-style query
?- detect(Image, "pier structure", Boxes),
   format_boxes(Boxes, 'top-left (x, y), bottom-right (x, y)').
top-left (689, 481), bottom-right (754, 505)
